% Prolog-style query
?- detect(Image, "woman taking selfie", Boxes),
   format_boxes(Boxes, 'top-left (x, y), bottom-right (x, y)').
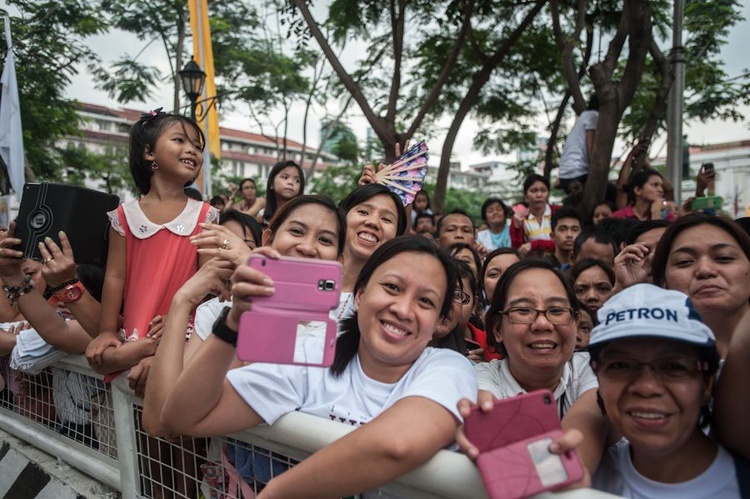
top-left (160, 236), bottom-right (477, 497)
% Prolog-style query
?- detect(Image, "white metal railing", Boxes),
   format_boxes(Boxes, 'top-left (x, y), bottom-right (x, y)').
top-left (0, 354), bottom-right (614, 499)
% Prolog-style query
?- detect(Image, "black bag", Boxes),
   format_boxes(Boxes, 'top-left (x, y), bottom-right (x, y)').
top-left (14, 183), bottom-right (120, 267)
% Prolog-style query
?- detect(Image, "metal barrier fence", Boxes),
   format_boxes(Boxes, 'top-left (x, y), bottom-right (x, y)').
top-left (0, 354), bottom-right (613, 499)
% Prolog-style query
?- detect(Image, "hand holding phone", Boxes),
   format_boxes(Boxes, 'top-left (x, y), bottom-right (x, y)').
top-left (463, 390), bottom-right (584, 499)
top-left (236, 255), bottom-right (342, 367)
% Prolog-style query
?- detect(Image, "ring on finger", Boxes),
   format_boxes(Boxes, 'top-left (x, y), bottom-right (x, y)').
top-left (43, 257), bottom-right (54, 264)
top-left (221, 239), bottom-right (231, 250)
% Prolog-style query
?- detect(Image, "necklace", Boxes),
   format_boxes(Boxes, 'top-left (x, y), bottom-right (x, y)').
top-left (337, 293), bottom-right (353, 321)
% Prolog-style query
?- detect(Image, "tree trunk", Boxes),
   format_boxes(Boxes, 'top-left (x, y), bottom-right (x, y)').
top-left (581, 0), bottom-right (652, 215)
top-left (433, 0), bottom-right (546, 213)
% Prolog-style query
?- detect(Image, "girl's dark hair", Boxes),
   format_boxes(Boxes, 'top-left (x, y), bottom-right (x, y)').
top-left (209, 195), bottom-right (225, 207)
top-left (523, 174), bottom-right (550, 194)
top-left (414, 190), bottom-right (431, 212)
top-left (263, 161), bottom-right (305, 222)
top-left (219, 209), bottom-right (263, 248)
top-left (449, 243), bottom-right (482, 279)
top-left (129, 111), bottom-right (204, 195)
top-left (624, 219), bottom-right (670, 246)
top-left (485, 259), bottom-right (579, 352)
top-left (568, 258), bottom-right (616, 286)
top-left (266, 195), bottom-right (346, 257)
top-left (651, 213), bottom-right (750, 288)
top-left (480, 248), bottom-right (520, 305)
top-left (332, 236), bottom-right (458, 376)
top-left (481, 198), bottom-right (510, 223)
top-left (587, 201), bottom-right (616, 226)
top-left (339, 183), bottom-right (407, 236)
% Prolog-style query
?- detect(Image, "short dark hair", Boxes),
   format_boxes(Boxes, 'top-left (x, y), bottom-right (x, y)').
top-left (264, 161), bottom-right (305, 222)
top-left (219, 209), bottom-right (263, 248)
top-left (414, 212), bottom-right (434, 227)
top-left (332, 236), bottom-right (458, 376)
top-left (626, 169), bottom-right (662, 204)
top-left (551, 207), bottom-right (582, 231)
top-left (568, 258), bottom-right (615, 286)
top-left (449, 243), bottom-right (482, 278)
top-left (523, 174), bottom-right (550, 194)
top-left (573, 227), bottom-right (618, 257)
top-left (266, 195), bottom-right (346, 257)
top-left (624, 219), bottom-right (670, 246)
top-left (485, 259), bottom-right (579, 352)
top-left (436, 209), bottom-right (474, 235)
top-left (481, 198), bottom-right (509, 223)
top-left (339, 183), bottom-right (407, 236)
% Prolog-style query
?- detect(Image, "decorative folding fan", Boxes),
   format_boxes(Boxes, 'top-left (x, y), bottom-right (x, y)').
top-left (376, 141), bottom-right (429, 206)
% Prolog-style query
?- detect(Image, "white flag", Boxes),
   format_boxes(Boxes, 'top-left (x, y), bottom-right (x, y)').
top-left (0, 15), bottom-right (25, 194)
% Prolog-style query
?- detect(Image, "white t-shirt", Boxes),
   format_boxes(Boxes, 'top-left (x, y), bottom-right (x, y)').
top-left (593, 439), bottom-right (741, 498)
top-left (474, 352), bottom-right (597, 417)
top-left (559, 110), bottom-right (598, 179)
top-left (226, 337), bottom-right (478, 426)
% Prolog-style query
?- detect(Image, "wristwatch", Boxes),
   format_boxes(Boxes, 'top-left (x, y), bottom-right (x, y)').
top-left (212, 306), bottom-right (238, 347)
top-left (49, 281), bottom-right (85, 306)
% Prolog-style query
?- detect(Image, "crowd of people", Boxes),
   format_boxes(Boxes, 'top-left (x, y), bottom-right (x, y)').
top-left (0, 108), bottom-right (748, 498)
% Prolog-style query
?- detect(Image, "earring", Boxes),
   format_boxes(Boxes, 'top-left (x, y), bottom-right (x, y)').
top-left (150, 161), bottom-right (158, 171)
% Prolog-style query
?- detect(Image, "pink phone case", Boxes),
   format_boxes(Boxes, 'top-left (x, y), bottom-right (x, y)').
top-left (476, 429), bottom-right (584, 499)
top-left (236, 255), bottom-right (342, 367)
top-left (463, 390), bottom-right (560, 454)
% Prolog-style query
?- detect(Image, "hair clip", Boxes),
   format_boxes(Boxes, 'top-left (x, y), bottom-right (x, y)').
top-left (140, 107), bottom-right (165, 124)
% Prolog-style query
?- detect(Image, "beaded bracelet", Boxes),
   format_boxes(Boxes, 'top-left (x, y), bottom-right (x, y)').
top-left (3, 274), bottom-right (35, 308)
top-left (46, 278), bottom-right (79, 294)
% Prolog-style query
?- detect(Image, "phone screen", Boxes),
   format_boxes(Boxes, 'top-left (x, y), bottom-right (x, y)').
top-left (703, 163), bottom-right (715, 173)
top-left (527, 437), bottom-right (568, 487)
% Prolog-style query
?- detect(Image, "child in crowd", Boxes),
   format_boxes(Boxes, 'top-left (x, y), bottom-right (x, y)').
top-left (476, 198), bottom-right (511, 251)
top-left (86, 109), bottom-right (218, 379)
top-left (259, 161), bottom-right (304, 225)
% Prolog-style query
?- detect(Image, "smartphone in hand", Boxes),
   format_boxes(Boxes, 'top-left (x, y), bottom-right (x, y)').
top-left (463, 390), bottom-right (584, 499)
top-left (236, 255), bottom-right (342, 367)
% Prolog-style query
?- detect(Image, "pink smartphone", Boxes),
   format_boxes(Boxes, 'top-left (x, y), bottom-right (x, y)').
top-left (463, 390), bottom-right (583, 499)
top-left (463, 390), bottom-right (560, 454)
top-left (236, 255), bottom-right (342, 367)
top-left (477, 429), bottom-right (584, 499)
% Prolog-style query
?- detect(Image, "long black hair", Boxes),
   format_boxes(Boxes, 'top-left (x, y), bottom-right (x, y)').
top-left (263, 160), bottom-right (305, 223)
top-left (331, 236), bottom-right (458, 376)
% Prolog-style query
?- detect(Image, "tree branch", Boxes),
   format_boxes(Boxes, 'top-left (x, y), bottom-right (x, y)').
top-left (291, 0), bottom-right (383, 138)
top-left (385, 0), bottom-right (406, 123)
top-left (406, 0), bottom-right (476, 138)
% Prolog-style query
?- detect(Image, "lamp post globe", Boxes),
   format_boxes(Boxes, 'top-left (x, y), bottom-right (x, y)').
top-left (179, 57), bottom-right (205, 120)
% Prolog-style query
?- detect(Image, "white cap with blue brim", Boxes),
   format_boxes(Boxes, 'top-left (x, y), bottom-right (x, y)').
top-left (589, 283), bottom-right (716, 348)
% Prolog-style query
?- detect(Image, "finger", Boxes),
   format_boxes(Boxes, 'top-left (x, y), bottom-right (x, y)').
top-left (455, 426), bottom-right (480, 460)
top-left (38, 242), bottom-right (53, 261)
top-left (548, 429), bottom-right (583, 454)
top-left (457, 397), bottom-right (476, 418)
top-left (477, 390), bottom-right (495, 411)
top-left (57, 231), bottom-right (74, 258)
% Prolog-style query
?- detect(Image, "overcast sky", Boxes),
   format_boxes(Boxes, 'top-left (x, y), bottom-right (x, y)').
top-left (59, 1), bottom-right (750, 166)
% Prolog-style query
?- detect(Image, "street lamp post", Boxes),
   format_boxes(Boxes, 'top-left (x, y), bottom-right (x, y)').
top-left (179, 57), bottom-right (206, 121)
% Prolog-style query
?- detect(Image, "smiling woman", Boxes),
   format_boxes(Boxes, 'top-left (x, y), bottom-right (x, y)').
top-left (159, 236), bottom-right (477, 497)
top-left (587, 284), bottom-right (743, 498)
top-left (335, 184), bottom-right (407, 319)
top-left (651, 214), bottom-right (750, 358)
top-left (477, 259), bottom-right (597, 418)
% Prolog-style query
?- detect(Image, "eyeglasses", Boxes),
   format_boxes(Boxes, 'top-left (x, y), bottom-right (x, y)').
top-left (453, 289), bottom-right (472, 305)
top-left (592, 357), bottom-right (710, 382)
top-left (500, 307), bottom-right (574, 325)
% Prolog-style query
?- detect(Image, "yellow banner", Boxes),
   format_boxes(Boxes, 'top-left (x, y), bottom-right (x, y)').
top-left (187, 0), bottom-right (221, 161)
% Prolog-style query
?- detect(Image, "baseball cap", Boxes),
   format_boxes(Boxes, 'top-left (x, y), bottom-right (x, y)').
top-left (589, 284), bottom-right (715, 348)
